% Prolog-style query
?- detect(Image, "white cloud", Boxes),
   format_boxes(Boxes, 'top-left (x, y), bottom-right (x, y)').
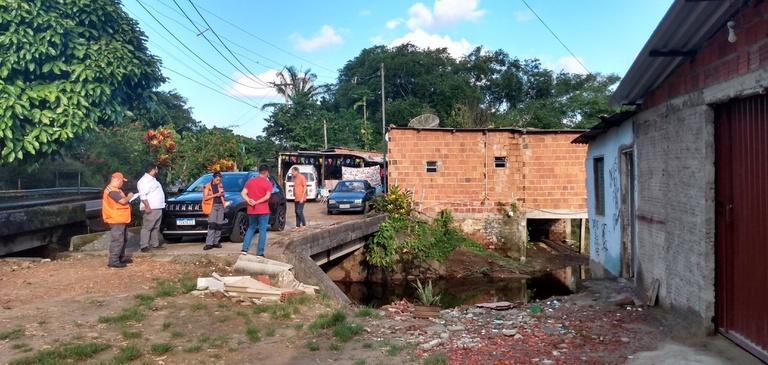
top-left (386, 18), bottom-right (404, 29)
top-left (515, 10), bottom-right (534, 22)
top-left (360, 9), bottom-right (371, 16)
top-left (370, 35), bottom-right (386, 45)
top-left (545, 56), bottom-right (589, 75)
top-left (390, 29), bottom-right (474, 58)
top-left (290, 25), bottom-right (343, 52)
top-left (406, 0), bottom-right (485, 30)
top-left (226, 70), bottom-right (281, 98)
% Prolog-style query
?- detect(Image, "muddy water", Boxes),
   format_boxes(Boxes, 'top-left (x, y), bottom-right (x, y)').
top-left (335, 265), bottom-right (591, 308)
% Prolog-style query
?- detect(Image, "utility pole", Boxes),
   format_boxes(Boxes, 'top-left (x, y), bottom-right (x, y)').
top-left (323, 119), bottom-right (328, 149)
top-left (380, 63), bottom-right (387, 193)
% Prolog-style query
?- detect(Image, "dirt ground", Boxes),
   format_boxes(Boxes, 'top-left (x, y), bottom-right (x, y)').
top-left (0, 207), bottom-right (761, 365)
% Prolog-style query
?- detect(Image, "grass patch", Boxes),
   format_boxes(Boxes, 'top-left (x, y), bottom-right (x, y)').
top-left (120, 328), bottom-right (142, 339)
top-left (177, 272), bottom-right (197, 294)
top-left (386, 342), bottom-right (406, 357)
top-left (151, 278), bottom-right (178, 297)
top-left (9, 342), bottom-right (111, 365)
top-left (264, 326), bottom-right (276, 337)
top-left (207, 335), bottom-right (229, 348)
top-left (97, 306), bottom-right (145, 324)
top-left (161, 321), bottom-right (172, 330)
top-left (285, 294), bottom-right (313, 306)
top-left (134, 293), bottom-right (155, 308)
top-left (209, 353), bottom-right (222, 360)
top-left (183, 344), bottom-right (203, 353)
top-left (246, 326), bottom-right (262, 342)
top-left (190, 301), bottom-right (207, 311)
top-left (306, 340), bottom-right (320, 351)
top-left (170, 330), bottom-right (184, 339)
top-left (10, 343), bottom-right (32, 352)
top-left (332, 322), bottom-right (364, 342)
top-left (235, 310), bottom-right (251, 324)
top-left (308, 310), bottom-right (346, 332)
top-left (217, 301), bottom-right (230, 309)
top-left (362, 342), bottom-right (374, 349)
top-left (149, 343), bottom-right (174, 355)
top-left (0, 327), bottom-right (24, 340)
top-left (112, 344), bottom-right (142, 365)
top-left (422, 352), bottom-right (448, 365)
top-left (328, 342), bottom-right (342, 352)
top-left (252, 303), bottom-right (294, 320)
top-left (216, 314), bottom-right (232, 323)
top-left (294, 323), bottom-right (304, 331)
top-left (355, 307), bottom-right (375, 317)
top-left (354, 359), bottom-right (367, 365)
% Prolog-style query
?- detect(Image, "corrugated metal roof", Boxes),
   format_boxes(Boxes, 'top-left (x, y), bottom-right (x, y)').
top-left (571, 111), bottom-right (637, 144)
top-left (611, 0), bottom-right (748, 107)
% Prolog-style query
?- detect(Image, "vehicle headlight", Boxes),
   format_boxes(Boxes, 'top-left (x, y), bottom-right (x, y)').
top-left (354, 199), bottom-right (362, 204)
top-left (225, 200), bottom-right (233, 208)
top-left (328, 199), bottom-right (336, 204)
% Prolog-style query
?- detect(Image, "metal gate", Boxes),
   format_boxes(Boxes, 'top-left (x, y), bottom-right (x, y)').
top-left (715, 95), bottom-right (768, 363)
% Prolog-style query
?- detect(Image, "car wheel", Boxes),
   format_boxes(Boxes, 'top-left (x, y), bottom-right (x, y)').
top-left (327, 209), bottom-right (333, 215)
top-left (229, 211), bottom-right (248, 243)
top-left (163, 236), bottom-right (183, 243)
top-left (270, 205), bottom-right (286, 231)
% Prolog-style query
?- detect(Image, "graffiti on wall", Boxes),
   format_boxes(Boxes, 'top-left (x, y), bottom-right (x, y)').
top-left (591, 219), bottom-right (608, 257)
top-left (609, 156), bottom-right (620, 229)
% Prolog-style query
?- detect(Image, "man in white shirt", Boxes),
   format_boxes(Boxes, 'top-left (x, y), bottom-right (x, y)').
top-left (137, 163), bottom-right (166, 252)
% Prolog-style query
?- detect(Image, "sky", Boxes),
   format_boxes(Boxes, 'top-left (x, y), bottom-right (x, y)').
top-left (120, 0), bottom-right (673, 139)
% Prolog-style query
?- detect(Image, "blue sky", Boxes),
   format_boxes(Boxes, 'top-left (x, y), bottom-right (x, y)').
top-left (121, 0), bottom-right (672, 139)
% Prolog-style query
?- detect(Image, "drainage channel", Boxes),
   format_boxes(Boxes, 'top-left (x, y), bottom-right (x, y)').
top-left (335, 265), bottom-right (591, 308)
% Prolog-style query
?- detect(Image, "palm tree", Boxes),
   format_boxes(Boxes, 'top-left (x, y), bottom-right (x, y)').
top-left (271, 66), bottom-right (319, 104)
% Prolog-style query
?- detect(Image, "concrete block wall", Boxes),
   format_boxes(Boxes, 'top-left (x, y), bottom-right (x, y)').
top-left (634, 102), bottom-right (716, 333)
top-left (387, 129), bottom-right (587, 216)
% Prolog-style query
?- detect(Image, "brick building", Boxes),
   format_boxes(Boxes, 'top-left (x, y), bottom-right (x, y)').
top-left (574, 0), bottom-right (768, 360)
top-left (387, 127), bottom-right (588, 257)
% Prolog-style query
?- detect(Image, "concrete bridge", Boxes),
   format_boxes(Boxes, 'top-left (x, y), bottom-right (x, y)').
top-left (0, 188), bottom-right (101, 256)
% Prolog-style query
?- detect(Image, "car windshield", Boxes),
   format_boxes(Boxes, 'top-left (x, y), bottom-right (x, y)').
top-left (335, 182), bottom-right (366, 193)
top-left (286, 172), bottom-right (314, 182)
top-left (184, 174), bottom-right (248, 192)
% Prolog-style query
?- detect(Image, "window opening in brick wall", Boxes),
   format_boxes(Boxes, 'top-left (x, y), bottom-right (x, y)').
top-left (425, 161), bottom-right (438, 173)
top-left (494, 156), bottom-right (507, 168)
top-left (593, 157), bottom-right (605, 216)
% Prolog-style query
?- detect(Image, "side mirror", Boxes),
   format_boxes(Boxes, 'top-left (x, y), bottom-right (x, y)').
top-left (177, 187), bottom-right (185, 194)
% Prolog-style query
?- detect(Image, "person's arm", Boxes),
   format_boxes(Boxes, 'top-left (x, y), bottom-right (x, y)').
top-left (203, 185), bottom-right (213, 201)
top-left (136, 177), bottom-right (151, 214)
top-left (241, 187), bottom-right (256, 206)
top-left (110, 191), bottom-right (134, 205)
top-left (256, 191), bottom-right (271, 204)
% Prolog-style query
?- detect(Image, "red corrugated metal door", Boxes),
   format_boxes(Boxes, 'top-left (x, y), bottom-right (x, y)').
top-left (715, 95), bottom-right (768, 363)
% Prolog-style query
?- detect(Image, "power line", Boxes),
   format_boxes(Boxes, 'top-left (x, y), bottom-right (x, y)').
top-left (520, 0), bottom-right (591, 75)
top-left (191, 1), bottom-right (336, 74)
top-left (134, 0), bottom-right (271, 91)
top-left (162, 66), bottom-right (264, 109)
top-left (170, 0), bottom-right (271, 88)
top-left (126, 8), bottom-right (269, 108)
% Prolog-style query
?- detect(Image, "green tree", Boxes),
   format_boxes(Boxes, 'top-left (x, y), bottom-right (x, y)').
top-left (0, 0), bottom-right (164, 164)
top-left (134, 90), bottom-right (201, 134)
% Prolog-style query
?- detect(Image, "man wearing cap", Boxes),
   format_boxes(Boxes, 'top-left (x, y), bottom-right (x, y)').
top-left (102, 172), bottom-right (134, 268)
top-left (136, 163), bottom-right (166, 252)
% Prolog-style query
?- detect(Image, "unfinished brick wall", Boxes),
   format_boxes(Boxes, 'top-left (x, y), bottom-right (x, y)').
top-left (387, 128), bottom-right (587, 215)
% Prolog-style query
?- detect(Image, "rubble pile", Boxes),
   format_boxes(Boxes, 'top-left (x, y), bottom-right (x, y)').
top-left (365, 298), bottom-right (659, 364)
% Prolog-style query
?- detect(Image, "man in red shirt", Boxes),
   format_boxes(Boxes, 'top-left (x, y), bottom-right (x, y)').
top-left (240, 164), bottom-right (273, 257)
top-left (291, 166), bottom-right (307, 229)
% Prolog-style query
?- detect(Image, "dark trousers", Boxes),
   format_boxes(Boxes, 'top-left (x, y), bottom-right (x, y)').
top-left (108, 224), bottom-right (127, 265)
top-left (294, 202), bottom-right (306, 227)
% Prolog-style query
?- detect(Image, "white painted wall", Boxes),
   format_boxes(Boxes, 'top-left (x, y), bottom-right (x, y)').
top-left (584, 120), bottom-right (633, 276)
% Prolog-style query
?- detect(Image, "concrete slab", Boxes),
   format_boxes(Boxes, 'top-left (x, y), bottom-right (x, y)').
top-left (628, 337), bottom-right (765, 365)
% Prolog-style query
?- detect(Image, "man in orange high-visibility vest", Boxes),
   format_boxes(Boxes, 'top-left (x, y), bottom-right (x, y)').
top-left (202, 172), bottom-right (226, 250)
top-left (102, 172), bottom-right (134, 268)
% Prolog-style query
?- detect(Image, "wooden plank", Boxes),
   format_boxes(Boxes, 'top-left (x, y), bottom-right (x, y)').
top-left (224, 287), bottom-right (282, 295)
top-left (579, 219), bottom-right (587, 254)
top-left (540, 238), bottom-right (576, 254)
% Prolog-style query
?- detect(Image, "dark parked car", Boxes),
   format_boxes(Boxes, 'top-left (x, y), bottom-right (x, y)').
top-left (326, 179), bottom-right (376, 214)
top-left (160, 172), bottom-right (286, 243)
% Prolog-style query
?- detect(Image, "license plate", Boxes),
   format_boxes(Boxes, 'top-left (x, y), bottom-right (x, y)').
top-left (339, 204), bottom-right (350, 209)
top-left (176, 218), bottom-right (195, 226)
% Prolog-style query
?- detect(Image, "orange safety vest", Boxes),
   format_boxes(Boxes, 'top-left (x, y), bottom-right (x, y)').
top-left (102, 186), bottom-right (131, 224)
top-left (202, 181), bottom-right (226, 215)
